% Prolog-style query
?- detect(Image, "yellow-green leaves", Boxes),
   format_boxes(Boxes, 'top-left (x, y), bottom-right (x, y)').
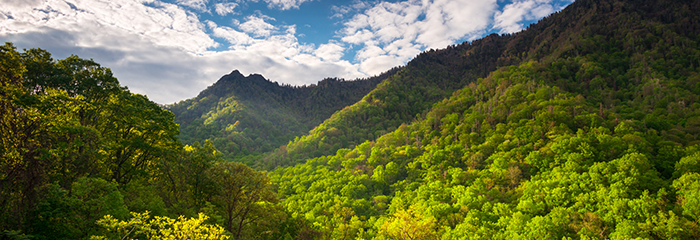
top-left (94, 211), bottom-right (229, 240)
top-left (378, 205), bottom-right (439, 240)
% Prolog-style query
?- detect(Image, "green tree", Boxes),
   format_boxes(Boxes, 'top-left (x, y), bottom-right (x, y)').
top-left (673, 173), bottom-right (700, 221)
top-left (100, 90), bottom-right (180, 185)
top-left (206, 161), bottom-right (278, 239)
top-left (378, 205), bottom-right (439, 240)
top-left (30, 177), bottom-right (129, 239)
top-left (93, 211), bottom-right (228, 240)
top-left (153, 140), bottom-right (224, 217)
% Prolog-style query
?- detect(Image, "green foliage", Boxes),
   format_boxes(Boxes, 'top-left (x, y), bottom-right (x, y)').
top-left (4, 0), bottom-right (700, 238)
top-left (93, 211), bottom-right (229, 240)
top-left (0, 44), bottom-right (133, 233)
top-left (155, 140), bottom-right (222, 215)
top-left (673, 173), bottom-right (700, 221)
top-left (267, 0), bottom-right (700, 238)
top-left (0, 45), bottom-right (292, 239)
top-left (30, 178), bottom-right (129, 239)
top-left (259, 34), bottom-right (516, 169)
top-left (377, 205), bottom-right (440, 240)
top-left (101, 90), bottom-right (181, 185)
top-left (169, 70), bottom-right (396, 165)
top-left (206, 161), bottom-right (280, 239)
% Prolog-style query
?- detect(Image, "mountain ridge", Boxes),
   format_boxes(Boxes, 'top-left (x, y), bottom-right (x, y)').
top-left (168, 66), bottom-right (400, 163)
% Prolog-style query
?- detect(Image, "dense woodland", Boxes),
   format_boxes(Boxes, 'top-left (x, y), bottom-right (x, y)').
top-left (266, 0), bottom-right (700, 238)
top-left (0, 44), bottom-right (300, 239)
top-left (168, 68), bottom-right (399, 165)
top-left (2, 0), bottom-right (700, 239)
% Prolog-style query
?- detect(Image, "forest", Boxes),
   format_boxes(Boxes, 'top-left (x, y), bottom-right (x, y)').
top-left (2, 0), bottom-right (700, 239)
top-left (168, 67), bottom-right (399, 165)
top-left (0, 44), bottom-right (303, 239)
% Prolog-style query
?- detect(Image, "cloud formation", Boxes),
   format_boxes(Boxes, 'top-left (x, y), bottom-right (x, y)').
top-left (338, 0), bottom-right (498, 75)
top-left (0, 0), bottom-right (572, 103)
top-left (214, 2), bottom-right (238, 15)
top-left (494, 0), bottom-right (573, 33)
top-left (177, 0), bottom-right (209, 12)
top-left (0, 0), bottom-right (353, 103)
top-left (262, 0), bottom-right (314, 10)
top-left (238, 15), bottom-right (276, 38)
top-left (331, 1), bottom-right (369, 19)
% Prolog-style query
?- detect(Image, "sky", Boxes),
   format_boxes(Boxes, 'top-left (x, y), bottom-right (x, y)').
top-left (0, 0), bottom-right (574, 104)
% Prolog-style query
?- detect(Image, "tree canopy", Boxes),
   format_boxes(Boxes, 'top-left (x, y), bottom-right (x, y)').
top-left (2, 0), bottom-right (700, 239)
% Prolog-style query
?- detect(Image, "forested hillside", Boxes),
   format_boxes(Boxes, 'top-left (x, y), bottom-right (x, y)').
top-left (257, 35), bottom-right (511, 169)
top-left (267, 0), bottom-right (700, 238)
top-left (168, 68), bottom-right (398, 164)
top-left (256, 0), bottom-right (669, 169)
top-left (3, 0), bottom-right (700, 239)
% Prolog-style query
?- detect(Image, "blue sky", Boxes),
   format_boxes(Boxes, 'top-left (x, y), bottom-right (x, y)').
top-left (0, 0), bottom-right (574, 103)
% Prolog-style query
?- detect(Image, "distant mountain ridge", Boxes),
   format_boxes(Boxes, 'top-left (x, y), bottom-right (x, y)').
top-left (168, 68), bottom-right (399, 163)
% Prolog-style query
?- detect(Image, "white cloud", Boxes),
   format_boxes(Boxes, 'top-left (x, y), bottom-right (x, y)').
top-left (0, 0), bottom-right (44, 12)
top-left (331, 1), bottom-right (369, 19)
top-left (0, 0), bottom-right (366, 103)
top-left (238, 15), bottom-right (276, 38)
top-left (3, 22), bottom-right (365, 103)
top-left (263, 0), bottom-right (313, 10)
top-left (314, 42), bottom-right (344, 61)
top-left (341, 29), bottom-right (375, 45)
top-left (0, 0), bottom-right (218, 53)
top-left (176, 0), bottom-right (209, 12)
top-left (494, 0), bottom-right (565, 34)
top-left (0, 0), bottom-right (573, 103)
top-left (338, 0), bottom-right (498, 75)
top-left (531, 4), bottom-right (555, 18)
top-left (417, 0), bottom-right (497, 47)
top-left (359, 55), bottom-right (402, 76)
top-left (214, 2), bottom-right (238, 16)
top-left (355, 45), bottom-right (385, 61)
top-left (207, 20), bottom-right (253, 46)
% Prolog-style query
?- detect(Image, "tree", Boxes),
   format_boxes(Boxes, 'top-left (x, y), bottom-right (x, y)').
top-left (100, 91), bottom-right (180, 185)
top-left (93, 211), bottom-right (229, 240)
top-left (156, 140), bottom-right (222, 214)
top-left (206, 161), bottom-right (278, 239)
top-left (31, 177), bottom-right (129, 239)
top-left (0, 44), bottom-right (182, 237)
top-left (673, 173), bottom-right (700, 221)
top-left (378, 205), bottom-right (439, 240)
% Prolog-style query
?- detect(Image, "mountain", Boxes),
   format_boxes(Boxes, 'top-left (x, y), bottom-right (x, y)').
top-left (4, 0), bottom-right (700, 238)
top-left (265, 0), bottom-right (700, 238)
top-left (167, 68), bottom-right (398, 164)
top-left (256, 39), bottom-right (510, 168)
top-left (257, 0), bottom-right (700, 169)
top-left (256, 0), bottom-right (700, 170)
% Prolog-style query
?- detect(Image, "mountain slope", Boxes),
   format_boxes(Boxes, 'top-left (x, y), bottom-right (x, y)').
top-left (257, 33), bottom-right (513, 168)
top-left (258, 0), bottom-right (700, 169)
top-left (268, 0), bottom-right (700, 238)
top-left (168, 69), bottom-right (398, 163)
top-left (254, 6), bottom-right (544, 168)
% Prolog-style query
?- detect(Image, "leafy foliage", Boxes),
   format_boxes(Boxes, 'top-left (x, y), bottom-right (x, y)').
top-left (259, 0), bottom-right (700, 170)
top-left (266, 0), bottom-right (700, 238)
top-left (0, 45), bottom-right (293, 240)
top-left (168, 69), bottom-right (398, 165)
top-left (3, 0), bottom-right (700, 239)
top-left (93, 211), bottom-right (228, 240)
